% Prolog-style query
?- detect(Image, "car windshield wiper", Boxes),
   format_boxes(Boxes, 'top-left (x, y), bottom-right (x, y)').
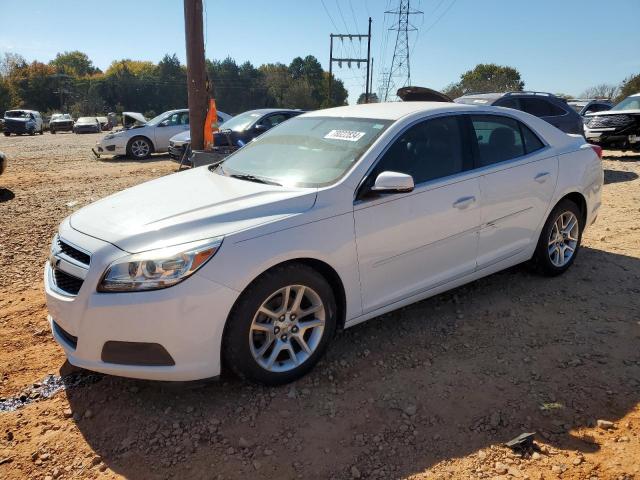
top-left (229, 173), bottom-right (281, 186)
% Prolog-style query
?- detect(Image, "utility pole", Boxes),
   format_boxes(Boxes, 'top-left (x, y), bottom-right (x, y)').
top-left (382, 0), bottom-right (422, 101)
top-left (183, 0), bottom-right (208, 151)
top-left (328, 17), bottom-right (372, 105)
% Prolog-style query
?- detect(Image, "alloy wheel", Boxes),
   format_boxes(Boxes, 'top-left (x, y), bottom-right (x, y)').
top-left (548, 211), bottom-right (579, 267)
top-left (131, 139), bottom-right (150, 158)
top-left (249, 285), bottom-right (325, 373)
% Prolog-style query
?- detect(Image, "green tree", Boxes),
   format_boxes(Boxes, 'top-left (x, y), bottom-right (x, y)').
top-left (448, 63), bottom-right (525, 96)
top-left (49, 51), bottom-right (100, 77)
top-left (617, 73), bottom-right (640, 102)
top-left (357, 92), bottom-right (379, 104)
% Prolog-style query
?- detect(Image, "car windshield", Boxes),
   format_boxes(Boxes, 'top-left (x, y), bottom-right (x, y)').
top-left (5, 111), bottom-right (30, 119)
top-left (217, 116), bottom-right (392, 187)
top-left (611, 96), bottom-right (640, 111)
top-left (219, 111), bottom-right (262, 132)
top-left (51, 114), bottom-right (62, 120)
top-left (146, 111), bottom-right (179, 126)
top-left (77, 117), bottom-right (96, 122)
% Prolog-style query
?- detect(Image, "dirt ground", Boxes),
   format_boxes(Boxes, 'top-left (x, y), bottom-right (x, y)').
top-left (0, 132), bottom-right (639, 480)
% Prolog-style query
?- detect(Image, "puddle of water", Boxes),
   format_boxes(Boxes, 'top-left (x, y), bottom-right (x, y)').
top-left (0, 372), bottom-right (103, 412)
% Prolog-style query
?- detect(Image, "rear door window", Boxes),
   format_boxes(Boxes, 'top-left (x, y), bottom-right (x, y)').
top-left (470, 115), bottom-right (526, 166)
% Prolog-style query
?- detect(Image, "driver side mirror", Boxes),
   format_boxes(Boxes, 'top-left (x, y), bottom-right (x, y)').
top-left (254, 123), bottom-right (267, 132)
top-left (371, 171), bottom-right (414, 194)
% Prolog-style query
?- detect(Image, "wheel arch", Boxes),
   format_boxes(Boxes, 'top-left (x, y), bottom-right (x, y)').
top-left (556, 191), bottom-right (587, 227)
top-left (226, 257), bottom-right (348, 333)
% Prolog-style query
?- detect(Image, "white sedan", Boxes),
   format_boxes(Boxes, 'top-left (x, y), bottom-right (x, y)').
top-left (46, 102), bottom-right (603, 384)
top-left (94, 109), bottom-right (231, 160)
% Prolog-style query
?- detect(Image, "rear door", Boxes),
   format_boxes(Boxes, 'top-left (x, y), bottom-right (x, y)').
top-left (518, 97), bottom-right (579, 134)
top-left (353, 114), bottom-right (481, 313)
top-left (470, 114), bottom-right (558, 268)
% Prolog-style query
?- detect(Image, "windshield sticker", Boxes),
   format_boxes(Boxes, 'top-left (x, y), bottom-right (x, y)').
top-left (324, 129), bottom-right (366, 142)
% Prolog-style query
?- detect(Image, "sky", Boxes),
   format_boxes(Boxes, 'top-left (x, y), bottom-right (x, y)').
top-left (1, 0), bottom-right (639, 105)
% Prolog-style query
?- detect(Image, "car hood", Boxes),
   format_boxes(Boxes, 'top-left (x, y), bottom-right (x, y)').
top-left (585, 109), bottom-right (640, 116)
top-left (123, 111), bottom-right (148, 129)
top-left (69, 167), bottom-right (317, 253)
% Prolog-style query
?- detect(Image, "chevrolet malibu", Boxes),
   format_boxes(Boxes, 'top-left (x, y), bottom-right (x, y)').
top-left (46, 102), bottom-right (603, 385)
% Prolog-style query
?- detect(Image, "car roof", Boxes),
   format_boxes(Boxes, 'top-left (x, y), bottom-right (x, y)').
top-left (245, 108), bottom-right (303, 115)
top-left (302, 102), bottom-right (475, 120)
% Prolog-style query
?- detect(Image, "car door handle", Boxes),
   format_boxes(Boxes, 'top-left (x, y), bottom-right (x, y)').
top-left (453, 196), bottom-right (476, 209)
top-left (534, 172), bottom-right (550, 183)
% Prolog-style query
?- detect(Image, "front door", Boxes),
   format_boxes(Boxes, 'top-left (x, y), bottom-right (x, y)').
top-left (154, 111), bottom-right (190, 151)
top-left (469, 114), bottom-right (558, 268)
top-left (354, 115), bottom-right (481, 313)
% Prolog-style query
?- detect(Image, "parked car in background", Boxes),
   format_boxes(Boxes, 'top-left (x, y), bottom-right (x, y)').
top-left (46, 102), bottom-right (602, 385)
top-left (97, 116), bottom-right (113, 131)
top-left (167, 110), bottom-right (233, 160)
top-left (74, 117), bottom-right (101, 134)
top-left (567, 99), bottom-right (613, 118)
top-left (455, 92), bottom-right (584, 135)
top-left (49, 113), bottom-right (74, 134)
top-left (0, 151), bottom-right (6, 177)
top-left (3, 109), bottom-right (44, 136)
top-left (584, 93), bottom-right (640, 151)
top-left (168, 109), bottom-right (302, 160)
top-left (94, 109), bottom-right (194, 159)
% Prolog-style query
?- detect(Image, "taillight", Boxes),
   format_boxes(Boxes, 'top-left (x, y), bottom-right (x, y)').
top-left (590, 144), bottom-right (603, 159)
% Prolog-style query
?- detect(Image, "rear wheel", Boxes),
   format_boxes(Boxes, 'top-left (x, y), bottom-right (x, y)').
top-left (223, 264), bottom-right (337, 385)
top-left (532, 199), bottom-right (583, 276)
top-left (3, 132), bottom-right (9, 137)
top-left (51, 129), bottom-right (56, 134)
top-left (127, 137), bottom-right (152, 159)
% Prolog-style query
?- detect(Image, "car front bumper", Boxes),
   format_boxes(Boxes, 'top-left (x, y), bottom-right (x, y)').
top-left (95, 139), bottom-right (127, 156)
top-left (585, 129), bottom-right (640, 151)
top-left (45, 224), bottom-right (239, 381)
top-left (168, 142), bottom-right (188, 160)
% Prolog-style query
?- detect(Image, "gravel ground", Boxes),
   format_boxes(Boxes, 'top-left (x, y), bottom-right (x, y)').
top-left (0, 132), bottom-right (639, 480)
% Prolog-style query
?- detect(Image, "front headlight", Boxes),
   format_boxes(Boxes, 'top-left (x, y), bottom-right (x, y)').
top-left (103, 132), bottom-right (120, 140)
top-left (98, 237), bottom-right (223, 292)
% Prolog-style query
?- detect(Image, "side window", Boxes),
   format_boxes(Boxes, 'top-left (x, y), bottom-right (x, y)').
top-left (262, 113), bottom-right (289, 128)
top-left (179, 112), bottom-right (189, 125)
top-left (520, 98), bottom-right (566, 117)
top-left (494, 98), bottom-right (519, 109)
top-left (372, 115), bottom-right (471, 185)
top-left (521, 123), bottom-right (545, 154)
top-left (471, 115), bottom-right (526, 166)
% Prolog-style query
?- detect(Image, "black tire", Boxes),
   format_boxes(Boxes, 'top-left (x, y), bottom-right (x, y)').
top-left (126, 136), bottom-right (153, 159)
top-left (223, 264), bottom-right (337, 385)
top-left (29, 129), bottom-right (35, 136)
top-left (3, 132), bottom-right (9, 137)
top-left (531, 199), bottom-right (583, 276)
top-left (51, 129), bottom-right (56, 134)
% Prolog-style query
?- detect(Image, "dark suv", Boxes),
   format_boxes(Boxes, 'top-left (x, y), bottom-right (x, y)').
top-left (455, 92), bottom-right (584, 135)
top-left (584, 93), bottom-right (640, 152)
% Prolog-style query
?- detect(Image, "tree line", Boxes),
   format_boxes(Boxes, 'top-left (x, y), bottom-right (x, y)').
top-left (442, 63), bottom-right (639, 103)
top-left (1, 52), bottom-right (638, 118)
top-left (0, 51), bottom-right (349, 118)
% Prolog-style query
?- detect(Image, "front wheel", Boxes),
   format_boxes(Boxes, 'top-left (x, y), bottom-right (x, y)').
top-left (51, 129), bottom-right (56, 134)
top-left (531, 199), bottom-right (583, 276)
top-left (223, 264), bottom-right (337, 385)
top-left (127, 137), bottom-right (152, 159)
top-left (3, 132), bottom-right (9, 137)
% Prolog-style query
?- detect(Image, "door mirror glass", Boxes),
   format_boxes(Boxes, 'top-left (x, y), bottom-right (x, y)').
top-left (371, 171), bottom-right (414, 194)
top-left (254, 123), bottom-right (267, 131)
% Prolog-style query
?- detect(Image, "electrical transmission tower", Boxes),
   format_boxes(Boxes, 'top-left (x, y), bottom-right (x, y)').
top-left (382, 0), bottom-right (422, 101)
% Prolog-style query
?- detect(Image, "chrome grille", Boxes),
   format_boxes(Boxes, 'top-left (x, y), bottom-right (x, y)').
top-left (586, 114), bottom-right (633, 129)
top-left (53, 269), bottom-right (83, 295)
top-left (49, 235), bottom-right (91, 296)
top-left (57, 238), bottom-right (90, 265)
